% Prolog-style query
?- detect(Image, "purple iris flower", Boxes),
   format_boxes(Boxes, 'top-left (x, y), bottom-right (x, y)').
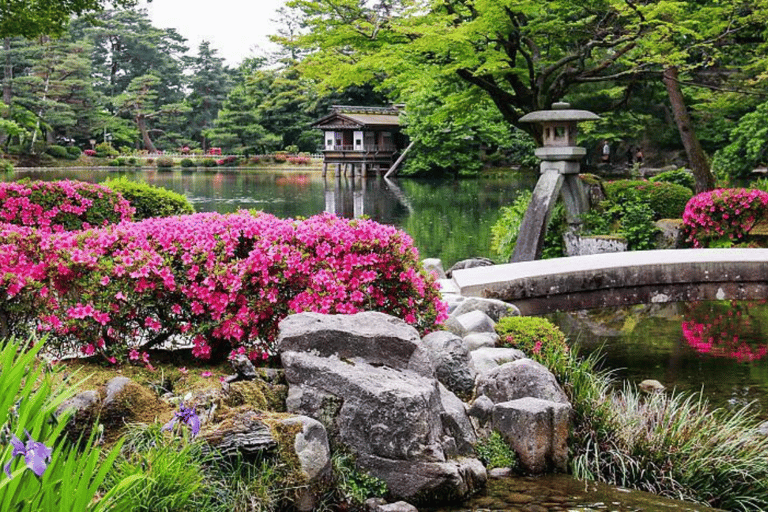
top-left (162, 403), bottom-right (200, 437)
top-left (3, 431), bottom-right (52, 478)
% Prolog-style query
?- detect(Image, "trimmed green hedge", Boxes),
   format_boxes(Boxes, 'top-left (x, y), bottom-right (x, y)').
top-left (603, 179), bottom-right (693, 219)
top-left (495, 316), bottom-right (568, 356)
top-left (649, 169), bottom-right (695, 190)
top-left (102, 177), bottom-right (194, 220)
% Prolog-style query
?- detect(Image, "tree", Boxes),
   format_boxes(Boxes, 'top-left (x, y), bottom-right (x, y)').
top-left (114, 74), bottom-right (190, 152)
top-left (186, 41), bottom-right (233, 150)
top-left (282, 0), bottom-right (767, 186)
top-left (0, 0), bottom-right (136, 39)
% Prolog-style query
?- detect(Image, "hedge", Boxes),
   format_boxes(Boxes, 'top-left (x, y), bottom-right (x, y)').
top-left (102, 177), bottom-right (194, 220)
top-left (603, 179), bottom-right (693, 220)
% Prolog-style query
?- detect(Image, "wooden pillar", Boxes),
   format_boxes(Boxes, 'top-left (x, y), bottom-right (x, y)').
top-left (335, 163), bottom-right (341, 177)
top-left (322, 162), bottom-right (327, 177)
top-left (361, 163), bottom-right (367, 177)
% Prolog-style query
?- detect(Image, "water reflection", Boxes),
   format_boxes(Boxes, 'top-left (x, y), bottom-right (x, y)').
top-left (425, 474), bottom-right (716, 512)
top-left (551, 301), bottom-right (768, 416)
top-left (6, 168), bottom-right (535, 265)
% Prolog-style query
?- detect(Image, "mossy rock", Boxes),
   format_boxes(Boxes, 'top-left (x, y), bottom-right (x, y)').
top-left (224, 379), bottom-right (288, 412)
top-left (100, 379), bottom-right (173, 442)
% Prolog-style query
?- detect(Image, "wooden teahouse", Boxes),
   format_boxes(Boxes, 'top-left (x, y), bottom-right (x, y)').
top-left (312, 105), bottom-right (408, 177)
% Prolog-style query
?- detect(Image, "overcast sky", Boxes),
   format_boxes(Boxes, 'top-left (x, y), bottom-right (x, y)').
top-left (139, 0), bottom-right (287, 66)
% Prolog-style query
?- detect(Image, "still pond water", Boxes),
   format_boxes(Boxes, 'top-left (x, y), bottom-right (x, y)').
top-left (11, 167), bottom-right (764, 510)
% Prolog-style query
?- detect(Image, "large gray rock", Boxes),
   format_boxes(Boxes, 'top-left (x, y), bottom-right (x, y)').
top-left (279, 312), bottom-right (485, 504)
top-left (451, 298), bottom-right (520, 322)
top-left (282, 352), bottom-right (447, 462)
top-left (438, 384), bottom-right (476, 456)
top-left (463, 332), bottom-right (498, 352)
top-left (470, 347), bottom-right (526, 377)
top-left (492, 398), bottom-right (571, 474)
top-left (278, 312), bottom-right (427, 372)
top-left (454, 310), bottom-right (496, 335)
top-left (416, 331), bottom-right (476, 398)
top-left (476, 358), bottom-right (569, 405)
top-left (356, 454), bottom-right (486, 505)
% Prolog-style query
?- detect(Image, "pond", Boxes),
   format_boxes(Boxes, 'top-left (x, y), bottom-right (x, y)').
top-left (550, 300), bottom-right (768, 418)
top-left (8, 167), bottom-right (536, 267)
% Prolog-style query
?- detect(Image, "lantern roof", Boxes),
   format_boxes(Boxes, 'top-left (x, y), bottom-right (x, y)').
top-left (519, 102), bottom-right (600, 123)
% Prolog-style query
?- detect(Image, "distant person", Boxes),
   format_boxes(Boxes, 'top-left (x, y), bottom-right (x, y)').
top-left (635, 147), bottom-right (644, 165)
top-left (626, 146), bottom-right (634, 167)
top-left (602, 141), bottom-right (610, 163)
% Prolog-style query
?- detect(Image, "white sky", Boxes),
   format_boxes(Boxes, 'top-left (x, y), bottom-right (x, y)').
top-left (139, 0), bottom-right (287, 67)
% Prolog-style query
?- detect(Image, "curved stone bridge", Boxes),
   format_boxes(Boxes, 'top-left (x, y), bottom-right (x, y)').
top-left (450, 249), bottom-right (768, 316)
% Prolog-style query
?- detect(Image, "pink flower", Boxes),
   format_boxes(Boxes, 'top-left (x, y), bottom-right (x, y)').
top-left (201, 371), bottom-right (212, 378)
top-left (179, 367), bottom-right (188, 375)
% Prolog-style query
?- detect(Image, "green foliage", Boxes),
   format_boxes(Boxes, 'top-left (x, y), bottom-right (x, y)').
top-left (491, 191), bottom-right (531, 261)
top-left (103, 431), bottom-right (217, 512)
top-left (155, 156), bottom-right (175, 168)
top-left (496, 316), bottom-right (569, 360)
top-left (711, 101), bottom-right (768, 180)
top-left (603, 180), bottom-right (692, 220)
top-left (201, 158), bottom-right (218, 167)
top-left (0, 338), bottom-right (131, 511)
top-left (180, 158), bottom-right (196, 168)
top-left (67, 146), bottom-right (82, 159)
top-left (0, 159), bottom-right (13, 174)
top-left (620, 202), bottom-right (659, 251)
top-left (474, 432), bottom-right (518, 471)
top-left (649, 169), bottom-right (695, 190)
top-left (332, 450), bottom-right (388, 506)
top-left (489, 192), bottom-right (565, 261)
top-left (46, 144), bottom-right (70, 159)
top-left (94, 142), bottom-right (119, 158)
top-left (102, 177), bottom-right (195, 220)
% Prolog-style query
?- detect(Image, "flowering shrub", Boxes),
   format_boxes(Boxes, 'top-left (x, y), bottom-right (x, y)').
top-left (681, 301), bottom-right (768, 362)
top-left (1, 212), bottom-right (447, 362)
top-left (495, 316), bottom-right (568, 360)
top-left (0, 180), bottom-right (134, 231)
top-left (682, 188), bottom-right (768, 247)
top-left (287, 156), bottom-right (311, 165)
top-left (83, 149), bottom-right (96, 157)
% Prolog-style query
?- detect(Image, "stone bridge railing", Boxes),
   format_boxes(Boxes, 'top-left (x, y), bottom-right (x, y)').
top-left (451, 248), bottom-right (768, 315)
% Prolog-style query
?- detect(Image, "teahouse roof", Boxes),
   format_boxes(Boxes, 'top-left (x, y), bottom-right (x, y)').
top-left (312, 105), bottom-right (401, 130)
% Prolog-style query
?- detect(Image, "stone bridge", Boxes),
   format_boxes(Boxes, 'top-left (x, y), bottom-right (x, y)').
top-left (450, 249), bottom-right (768, 316)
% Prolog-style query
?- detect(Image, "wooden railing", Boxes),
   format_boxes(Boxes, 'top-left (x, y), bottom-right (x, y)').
top-left (324, 145), bottom-right (396, 152)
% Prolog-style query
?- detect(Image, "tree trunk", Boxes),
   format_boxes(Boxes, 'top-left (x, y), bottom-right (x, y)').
top-left (662, 66), bottom-right (715, 193)
top-left (136, 114), bottom-right (157, 153)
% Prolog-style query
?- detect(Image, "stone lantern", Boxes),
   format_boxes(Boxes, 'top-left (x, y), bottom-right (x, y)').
top-left (511, 102), bottom-right (599, 262)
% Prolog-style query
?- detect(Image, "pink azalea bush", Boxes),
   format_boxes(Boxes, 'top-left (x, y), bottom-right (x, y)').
top-left (0, 180), bottom-right (134, 231)
top-left (0, 211), bottom-right (447, 362)
top-left (682, 188), bottom-right (768, 247)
